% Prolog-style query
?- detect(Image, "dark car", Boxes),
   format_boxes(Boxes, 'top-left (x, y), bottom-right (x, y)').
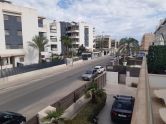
top-left (82, 69), bottom-right (98, 81)
top-left (0, 111), bottom-right (26, 124)
top-left (111, 95), bottom-right (135, 123)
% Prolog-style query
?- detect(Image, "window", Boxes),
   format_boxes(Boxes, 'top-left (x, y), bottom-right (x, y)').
top-left (38, 18), bottom-right (44, 27)
top-left (51, 45), bottom-right (57, 51)
top-left (5, 30), bottom-right (10, 35)
top-left (17, 30), bottom-right (22, 36)
top-left (20, 57), bottom-right (24, 62)
top-left (4, 15), bottom-right (9, 20)
top-left (16, 16), bottom-right (21, 22)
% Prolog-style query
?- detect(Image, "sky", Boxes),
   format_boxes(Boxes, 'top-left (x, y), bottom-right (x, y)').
top-left (10, 0), bottom-right (166, 41)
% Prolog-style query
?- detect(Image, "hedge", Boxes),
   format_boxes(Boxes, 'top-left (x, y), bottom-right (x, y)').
top-left (147, 45), bottom-right (166, 74)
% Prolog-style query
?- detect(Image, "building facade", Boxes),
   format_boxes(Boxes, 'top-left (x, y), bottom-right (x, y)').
top-left (154, 19), bottom-right (166, 45)
top-left (94, 35), bottom-right (118, 55)
top-left (0, 1), bottom-right (63, 68)
top-left (0, 1), bottom-right (39, 68)
top-left (140, 33), bottom-right (155, 51)
top-left (0, 1), bottom-right (94, 68)
top-left (66, 21), bottom-right (94, 51)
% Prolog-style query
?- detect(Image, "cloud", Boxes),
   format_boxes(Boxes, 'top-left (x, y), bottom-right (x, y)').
top-left (10, 0), bottom-right (166, 41)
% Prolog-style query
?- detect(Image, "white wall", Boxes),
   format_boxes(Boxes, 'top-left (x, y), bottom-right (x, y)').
top-left (44, 20), bottom-right (62, 55)
top-left (79, 22), bottom-right (94, 51)
top-left (106, 72), bottom-right (118, 84)
top-left (0, 2), bottom-right (39, 65)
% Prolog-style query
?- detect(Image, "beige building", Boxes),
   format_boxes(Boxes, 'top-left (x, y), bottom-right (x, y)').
top-left (94, 35), bottom-right (118, 55)
top-left (140, 33), bottom-right (155, 51)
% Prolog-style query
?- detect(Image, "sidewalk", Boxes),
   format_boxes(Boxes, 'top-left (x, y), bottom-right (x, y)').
top-left (0, 56), bottom-right (109, 91)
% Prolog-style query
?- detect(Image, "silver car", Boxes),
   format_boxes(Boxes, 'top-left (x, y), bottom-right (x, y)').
top-left (82, 69), bottom-right (98, 81)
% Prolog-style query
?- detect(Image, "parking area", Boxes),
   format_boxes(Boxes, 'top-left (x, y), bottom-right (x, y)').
top-left (98, 84), bottom-right (137, 124)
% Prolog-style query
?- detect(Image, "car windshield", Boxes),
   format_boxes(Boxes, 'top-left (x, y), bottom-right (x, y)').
top-left (114, 101), bottom-right (133, 110)
top-left (85, 70), bottom-right (92, 74)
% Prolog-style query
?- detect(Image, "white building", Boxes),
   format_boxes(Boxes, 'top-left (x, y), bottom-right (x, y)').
top-left (0, 1), bottom-right (94, 68)
top-left (0, 1), bottom-right (63, 68)
top-left (94, 35), bottom-right (118, 55)
top-left (154, 19), bottom-right (166, 45)
top-left (66, 21), bottom-right (94, 52)
top-left (0, 1), bottom-right (39, 68)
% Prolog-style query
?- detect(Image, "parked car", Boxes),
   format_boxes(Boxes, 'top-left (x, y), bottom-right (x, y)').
top-left (111, 95), bottom-right (135, 123)
top-left (0, 111), bottom-right (26, 124)
top-left (94, 66), bottom-right (105, 74)
top-left (82, 69), bottom-right (98, 81)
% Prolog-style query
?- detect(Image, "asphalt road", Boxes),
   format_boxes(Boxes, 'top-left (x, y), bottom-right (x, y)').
top-left (0, 56), bottom-right (111, 119)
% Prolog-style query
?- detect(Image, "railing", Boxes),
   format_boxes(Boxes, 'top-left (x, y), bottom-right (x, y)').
top-left (131, 57), bottom-right (154, 124)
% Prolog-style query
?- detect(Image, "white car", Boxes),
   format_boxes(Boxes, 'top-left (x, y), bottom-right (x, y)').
top-left (94, 66), bottom-right (105, 74)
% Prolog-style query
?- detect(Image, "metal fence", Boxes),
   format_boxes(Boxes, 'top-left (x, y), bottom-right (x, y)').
top-left (27, 72), bottom-right (107, 124)
top-left (0, 60), bottom-right (65, 78)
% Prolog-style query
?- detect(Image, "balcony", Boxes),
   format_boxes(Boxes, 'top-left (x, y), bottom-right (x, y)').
top-left (51, 48), bottom-right (58, 51)
top-left (69, 35), bottom-right (79, 39)
top-left (38, 25), bottom-right (47, 32)
top-left (67, 29), bottom-right (79, 33)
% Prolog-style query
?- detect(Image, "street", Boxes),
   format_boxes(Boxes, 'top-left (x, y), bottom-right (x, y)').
top-left (0, 56), bottom-right (111, 119)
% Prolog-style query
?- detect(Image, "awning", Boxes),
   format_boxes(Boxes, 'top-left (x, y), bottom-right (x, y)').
top-left (0, 50), bottom-right (25, 57)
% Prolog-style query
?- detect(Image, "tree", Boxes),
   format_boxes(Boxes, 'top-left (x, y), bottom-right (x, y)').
top-left (77, 44), bottom-right (86, 56)
top-left (118, 37), bottom-right (139, 56)
top-left (28, 35), bottom-right (48, 63)
top-left (61, 36), bottom-right (72, 57)
top-left (85, 83), bottom-right (106, 104)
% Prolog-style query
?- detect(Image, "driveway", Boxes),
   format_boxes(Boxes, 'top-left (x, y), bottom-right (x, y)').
top-left (98, 84), bottom-right (137, 124)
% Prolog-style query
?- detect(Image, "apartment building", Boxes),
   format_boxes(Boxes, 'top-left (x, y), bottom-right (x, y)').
top-left (66, 21), bottom-right (94, 51)
top-left (154, 18), bottom-right (166, 45)
top-left (140, 33), bottom-right (155, 51)
top-left (94, 35), bottom-right (118, 55)
top-left (0, 1), bottom-right (40, 68)
top-left (0, 1), bottom-right (62, 68)
top-left (0, 1), bottom-right (95, 68)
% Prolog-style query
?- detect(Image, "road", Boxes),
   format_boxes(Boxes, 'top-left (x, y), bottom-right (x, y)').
top-left (0, 56), bottom-right (111, 119)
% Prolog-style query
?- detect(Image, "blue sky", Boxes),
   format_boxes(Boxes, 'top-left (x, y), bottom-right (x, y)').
top-left (10, 0), bottom-right (166, 41)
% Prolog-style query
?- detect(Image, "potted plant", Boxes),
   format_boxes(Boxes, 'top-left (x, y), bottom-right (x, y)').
top-left (42, 109), bottom-right (64, 124)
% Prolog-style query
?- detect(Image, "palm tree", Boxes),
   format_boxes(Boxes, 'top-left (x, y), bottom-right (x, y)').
top-left (61, 36), bottom-right (72, 57)
top-left (77, 44), bottom-right (86, 56)
top-left (118, 37), bottom-right (139, 57)
top-left (28, 35), bottom-right (48, 63)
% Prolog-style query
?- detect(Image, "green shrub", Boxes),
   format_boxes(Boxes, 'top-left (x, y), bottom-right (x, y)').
top-left (147, 45), bottom-right (166, 74)
top-left (64, 92), bottom-right (106, 124)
